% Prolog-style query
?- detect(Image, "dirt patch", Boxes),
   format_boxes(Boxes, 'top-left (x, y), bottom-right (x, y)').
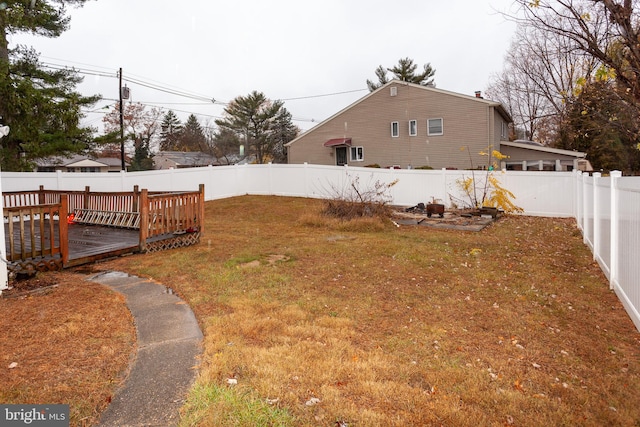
top-left (239, 254), bottom-right (291, 268)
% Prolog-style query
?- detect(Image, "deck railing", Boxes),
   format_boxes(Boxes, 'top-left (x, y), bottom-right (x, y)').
top-left (2, 185), bottom-right (204, 271)
top-left (139, 185), bottom-right (205, 251)
top-left (3, 195), bottom-right (69, 269)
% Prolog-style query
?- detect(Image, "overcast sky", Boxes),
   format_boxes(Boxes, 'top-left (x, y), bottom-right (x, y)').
top-left (10, 0), bottom-right (519, 132)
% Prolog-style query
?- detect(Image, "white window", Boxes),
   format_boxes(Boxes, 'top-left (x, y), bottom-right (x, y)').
top-left (391, 121), bottom-right (399, 137)
top-left (350, 146), bottom-right (364, 162)
top-left (409, 120), bottom-right (417, 136)
top-left (427, 118), bottom-right (443, 136)
top-left (390, 86), bottom-right (397, 97)
top-left (501, 121), bottom-right (508, 139)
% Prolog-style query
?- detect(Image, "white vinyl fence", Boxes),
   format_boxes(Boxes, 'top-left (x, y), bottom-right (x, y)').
top-left (0, 164), bottom-right (578, 216)
top-left (576, 171), bottom-right (640, 331)
top-left (1, 164), bottom-right (638, 330)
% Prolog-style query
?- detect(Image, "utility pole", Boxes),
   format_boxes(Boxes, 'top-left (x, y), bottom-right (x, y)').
top-left (119, 67), bottom-right (125, 171)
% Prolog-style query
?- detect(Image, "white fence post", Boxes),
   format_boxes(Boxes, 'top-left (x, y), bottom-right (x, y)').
top-left (592, 172), bottom-right (601, 261)
top-left (574, 170), bottom-right (583, 228)
top-left (582, 172), bottom-right (590, 245)
top-left (610, 170), bottom-right (622, 290)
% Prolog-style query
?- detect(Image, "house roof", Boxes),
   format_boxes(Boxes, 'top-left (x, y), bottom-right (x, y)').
top-left (286, 80), bottom-right (513, 147)
top-left (153, 151), bottom-right (216, 166)
top-left (35, 155), bottom-right (128, 167)
top-left (500, 141), bottom-right (586, 158)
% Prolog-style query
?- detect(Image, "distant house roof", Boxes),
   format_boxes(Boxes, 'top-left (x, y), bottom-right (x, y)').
top-left (153, 151), bottom-right (217, 169)
top-left (35, 155), bottom-right (129, 170)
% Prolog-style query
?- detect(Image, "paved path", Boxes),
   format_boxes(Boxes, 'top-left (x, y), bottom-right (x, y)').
top-left (88, 271), bottom-right (203, 427)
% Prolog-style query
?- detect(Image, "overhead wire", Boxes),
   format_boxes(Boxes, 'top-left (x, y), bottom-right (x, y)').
top-left (37, 56), bottom-right (367, 125)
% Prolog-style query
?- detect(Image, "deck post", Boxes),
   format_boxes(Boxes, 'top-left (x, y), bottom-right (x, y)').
top-left (38, 185), bottom-right (45, 205)
top-left (84, 186), bottom-right (90, 209)
top-left (59, 194), bottom-right (69, 266)
top-left (133, 185), bottom-right (140, 212)
top-left (199, 184), bottom-right (205, 235)
top-left (139, 189), bottom-right (149, 252)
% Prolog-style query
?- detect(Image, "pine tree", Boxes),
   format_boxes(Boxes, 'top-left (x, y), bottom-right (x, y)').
top-left (366, 58), bottom-right (436, 92)
top-left (179, 114), bottom-right (207, 152)
top-left (215, 91), bottom-right (297, 164)
top-left (159, 110), bottom-right (183, 151)
top-left (0, 1), bottom-right (98, 171)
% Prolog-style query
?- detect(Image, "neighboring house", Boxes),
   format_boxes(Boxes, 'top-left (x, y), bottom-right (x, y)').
top-left (286, 80), bottom-right (589, 171)
top-left (499, 140), bottom-right (592, 172)
top-left (153, 151), bottom-right (217, 170)
top-left (34, 155), bottom-right (128, 172)
top-left (286, 80), bottom-right (513, 170)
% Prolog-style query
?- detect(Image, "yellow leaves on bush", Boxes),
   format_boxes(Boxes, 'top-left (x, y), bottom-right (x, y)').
top-left (485, 175), bottom-right (524, 214)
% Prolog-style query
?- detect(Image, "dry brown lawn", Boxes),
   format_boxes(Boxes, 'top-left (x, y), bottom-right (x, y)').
top-left (0, 271), bottom-right (135, 427)
top-left (2, 195), bottom-right (639, 426)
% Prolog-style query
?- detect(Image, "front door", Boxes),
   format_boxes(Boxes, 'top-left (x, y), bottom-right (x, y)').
top-left (336, 147), bottom-right (347, 166)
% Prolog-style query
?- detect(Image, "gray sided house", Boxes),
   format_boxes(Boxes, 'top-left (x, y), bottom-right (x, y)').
top-left (499, 140), bottom-right (591, 172)
top-left (286, 80), bottom-right (513, 170)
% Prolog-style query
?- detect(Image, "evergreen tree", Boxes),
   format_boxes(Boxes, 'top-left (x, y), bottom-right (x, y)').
top-left (130, 138), bottom-right (154, 171)
top-left (271, 107), bottom-right (298, 163)
top-left (367, 57), bottom-right (435, 92)
top-left (0, 1), bottom-right (99, 171)
top-left (159, 110), bottom-right (182, 151)
top-left (179, 114), bottom-right (206, 152)
top-left (212, 127), bottom-right (241, 165)
top-left (215, 91), bottom-right (297, 164)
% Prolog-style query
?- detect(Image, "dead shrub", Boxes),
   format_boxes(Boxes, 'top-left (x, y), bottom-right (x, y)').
top-left (321, 173), bottom-right (398, 221)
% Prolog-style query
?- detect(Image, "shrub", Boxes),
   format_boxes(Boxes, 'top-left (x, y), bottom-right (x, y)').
top-left (321, 173), bottom-right (398, 220)
top-left (452, 146), bottom-right (523, 213)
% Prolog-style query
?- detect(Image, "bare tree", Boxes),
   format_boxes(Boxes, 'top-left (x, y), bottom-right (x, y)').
top-left (103, 102), bottom-right (163, 160)
top-left (488, 19), bottom-right (597, 143)
top-left (509, 0), bottom-right (640, 111)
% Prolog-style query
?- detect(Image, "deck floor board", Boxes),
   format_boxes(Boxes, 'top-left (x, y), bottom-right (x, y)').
top-left (5, 221), bottom-right (140, 262)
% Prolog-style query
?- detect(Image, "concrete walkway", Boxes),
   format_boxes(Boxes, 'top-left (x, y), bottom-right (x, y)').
top-left (88, 271), bottom-right (203, 427)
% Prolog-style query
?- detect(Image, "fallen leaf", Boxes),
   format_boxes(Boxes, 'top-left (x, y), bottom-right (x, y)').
top-left (8, 362), bottom-right (17, 369)
top-left (305, 397), bottom-right (321, 406)
top-left (514, 379), bottom-right (524, 392)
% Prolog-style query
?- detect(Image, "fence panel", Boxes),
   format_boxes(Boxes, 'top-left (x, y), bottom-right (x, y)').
top-left (612, 178), bottom-right (640, 330)
top-left (582, 174), bottom-right (595, 251)
top-left (594, 176), bottom-right (612, 278)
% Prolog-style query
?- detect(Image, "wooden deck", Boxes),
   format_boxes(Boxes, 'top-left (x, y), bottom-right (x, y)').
top-left (3, 185), bottom-right (205, 274)
top-left (4, 220), bottom-right (140, 270)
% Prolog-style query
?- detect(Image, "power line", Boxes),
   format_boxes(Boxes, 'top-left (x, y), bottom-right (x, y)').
top-left (37, 57), bottom-right (358, 125)
top-left (39, 56), bottom-right (365, 107)
top-left (280, 88), bottom-right (368, 101)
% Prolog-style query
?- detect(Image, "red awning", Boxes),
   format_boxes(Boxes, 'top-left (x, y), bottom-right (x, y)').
top-left (324, 138), bottom-right (352, 147)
